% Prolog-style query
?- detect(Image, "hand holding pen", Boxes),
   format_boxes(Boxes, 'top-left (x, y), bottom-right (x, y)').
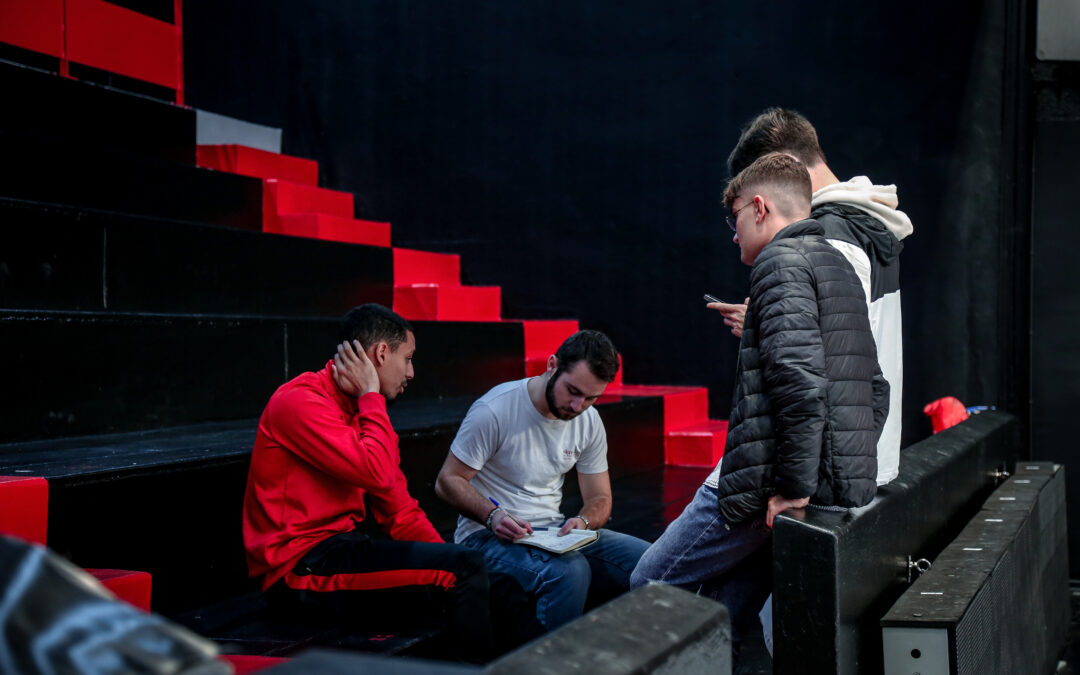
top-left (488, 497), bottom-right (533, 541)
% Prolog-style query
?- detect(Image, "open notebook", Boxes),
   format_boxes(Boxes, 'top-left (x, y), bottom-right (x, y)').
top-left (513, 528), bottom-right (598, 554)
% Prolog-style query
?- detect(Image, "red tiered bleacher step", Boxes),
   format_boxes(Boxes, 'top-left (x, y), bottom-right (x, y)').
top-left (603, 385), bottom-right (726, 467)
top-left (0, 475), bottom-right (153, 610)
top-left (520, 319), bottom-right (579, 375)
top-left (666, 419), bottom-right (728, 468)
top-left (269, 213), bottom-right (390, 247)
top-left (392, 247), bottom-right (503, 321)
top-left (263, 179), bottom-right (353, 217)
top-left (198, 145), bottom-right (319, 185)
top-left (394, 248), bottom-right (461, 285)
top-left (220, 655), bottom-right (289, 674)
top-left (84, 568), bottom-right (153, 612)
top-left (394, 284), bottom-right (502, 321)
top-left (262, 179), bottom-right (391, 247)
top-left (199, 145), bottom-right (391, 247)
top-left (0, 475), bottom-right (48, 545)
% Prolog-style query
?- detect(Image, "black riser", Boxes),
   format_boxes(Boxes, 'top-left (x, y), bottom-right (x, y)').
top-left (1, 312), bottom-right (526, 442)
top-left (0, 199), bottom-right (392, 316)
top-left (0, 133), bottom-right (262, 230)
top-left (0, 61), bottom-right (194, 164)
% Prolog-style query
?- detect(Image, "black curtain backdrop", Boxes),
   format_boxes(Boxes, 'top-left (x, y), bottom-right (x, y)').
top-left (183, 0), bottom-right (1024, 450)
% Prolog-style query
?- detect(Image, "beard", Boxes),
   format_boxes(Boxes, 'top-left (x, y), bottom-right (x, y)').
top-left (545, 369), bottom-right (579, 421)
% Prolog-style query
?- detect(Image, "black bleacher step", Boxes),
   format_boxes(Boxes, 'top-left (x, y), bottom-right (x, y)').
top-left (0, 130), bottom-right (262, 230)
top-left (0, 198), bottom-right (392, 315)
top-left (174, 591), bottom-right (445, 659)
top-left (1, 311), bottom-right (524, 442)
top-left (0, 397), bottom-right (477, 484)
top-left (0, 60), bottom-right (195, 164)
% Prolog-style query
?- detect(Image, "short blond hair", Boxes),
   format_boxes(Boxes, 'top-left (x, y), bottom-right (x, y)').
top-left (723, 152), bottom-right (812, 215)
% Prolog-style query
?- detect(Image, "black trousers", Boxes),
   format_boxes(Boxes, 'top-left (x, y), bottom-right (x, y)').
top-left (266, 529), bottom-right (540, 662)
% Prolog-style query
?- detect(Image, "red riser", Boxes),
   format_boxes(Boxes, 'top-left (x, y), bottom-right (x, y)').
top-left (602, 385), bottom-right (709, 431)
top-left (66, 0), bottom-right (180, 90)
top-left (87, 568), bottom-right (152, 612)
top-left (393, 248), bottom-right (460, 285)
top-left (0, 0), bottom-right (64, 58)
top-left (220, 655), bottom-right (289, 674)
top-left (662, 389), bottom-right (709, 430)
top-left (525, 354), bottom-right (548, 377)
top-left (666, 420), bottom-right (728, 467)
top-left (0, 475), bottom-right (48, 546)
top-left (394, 284), bottom-right (501, 321)
top-left (266, 213), bottom-right (391, 247)
top-left (263, 179), bottom-right (353, 218)
top-left (520, 320), bottom-right (579, 358)
top-left (198, 145), bottom-right (319, 185)
top-left (661, 466), bottom-right (714, 523)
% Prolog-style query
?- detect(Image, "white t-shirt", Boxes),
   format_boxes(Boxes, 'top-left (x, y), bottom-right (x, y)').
top-left (451, 378), bottom-right (608, 543)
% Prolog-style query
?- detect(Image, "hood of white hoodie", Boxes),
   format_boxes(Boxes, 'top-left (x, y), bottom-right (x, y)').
top-left (811, 176), bottom-right (914, 241)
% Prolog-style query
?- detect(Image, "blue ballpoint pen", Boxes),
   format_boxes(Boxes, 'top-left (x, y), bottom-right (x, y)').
top-left (488, 497), bottom-right (530, 530)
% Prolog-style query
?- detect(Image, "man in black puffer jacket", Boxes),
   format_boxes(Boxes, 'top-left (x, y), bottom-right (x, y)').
top-left (632, 153), bottom-right (888, 646)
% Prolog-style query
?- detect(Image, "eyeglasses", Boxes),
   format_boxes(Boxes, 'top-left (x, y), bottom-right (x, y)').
top-left (725, 198), bottom-right (768, 231)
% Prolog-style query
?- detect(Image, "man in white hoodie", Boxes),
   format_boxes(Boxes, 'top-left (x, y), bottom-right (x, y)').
top-left (714, 107), bottom-right (912, 486)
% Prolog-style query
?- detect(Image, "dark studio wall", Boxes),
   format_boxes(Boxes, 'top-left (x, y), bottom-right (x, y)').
top-left (183, 0), bottom-right (1027, 451)
top-left (1032, 58), bottom-right (1080, 573)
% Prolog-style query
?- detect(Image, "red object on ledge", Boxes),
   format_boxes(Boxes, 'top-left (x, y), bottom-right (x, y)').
top-left (923, 396), bottom-right (969, 433)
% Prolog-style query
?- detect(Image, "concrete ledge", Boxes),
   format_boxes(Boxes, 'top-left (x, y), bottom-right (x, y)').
top-left (486, 583), bottom-right (731, 675)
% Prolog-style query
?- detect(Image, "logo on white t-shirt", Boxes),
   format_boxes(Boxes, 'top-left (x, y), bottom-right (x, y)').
top-left (562, 448), bottom-right (580, 462)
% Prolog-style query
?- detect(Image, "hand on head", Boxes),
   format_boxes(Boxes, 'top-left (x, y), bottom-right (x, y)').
top-left (332, 340), bottom-right (380, 398)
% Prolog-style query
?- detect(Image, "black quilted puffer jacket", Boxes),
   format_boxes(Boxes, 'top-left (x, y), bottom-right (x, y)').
top-left (716, 218), bottom-right (889, 524)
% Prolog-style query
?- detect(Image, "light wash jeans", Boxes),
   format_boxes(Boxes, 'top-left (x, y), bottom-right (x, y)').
top-left (630, 483), bottom-right (773, 643)
top-left (463, 526), bottom-right (650, 630)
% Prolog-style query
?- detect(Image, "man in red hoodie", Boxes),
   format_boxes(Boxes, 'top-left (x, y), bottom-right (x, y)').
top-left (242, 304), bottom-right (523, 661)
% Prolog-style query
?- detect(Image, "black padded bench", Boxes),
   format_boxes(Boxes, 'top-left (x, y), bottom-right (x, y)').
top-left (771, 410), bottom-right (1020, 675)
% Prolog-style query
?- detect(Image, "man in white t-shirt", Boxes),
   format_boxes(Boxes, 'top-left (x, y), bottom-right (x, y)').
top-left (435, 330), bottom-right (650, 630)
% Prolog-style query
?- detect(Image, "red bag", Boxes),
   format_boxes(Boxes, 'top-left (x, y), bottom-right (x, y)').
top-left (923, 396), bottom-right (969, 433)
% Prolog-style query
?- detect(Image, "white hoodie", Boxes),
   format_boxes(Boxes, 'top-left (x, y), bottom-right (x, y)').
top-left (812, 176), bottom-right (912, 486)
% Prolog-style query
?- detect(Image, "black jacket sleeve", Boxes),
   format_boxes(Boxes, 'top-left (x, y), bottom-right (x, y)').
top-left (749, 244), bottom-right (827, 500)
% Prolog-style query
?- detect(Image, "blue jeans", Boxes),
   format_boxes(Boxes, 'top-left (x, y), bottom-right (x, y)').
top-left (463, 527), bottom-right (650, 630)
top-left (630, 484), bottom-right (773, 641)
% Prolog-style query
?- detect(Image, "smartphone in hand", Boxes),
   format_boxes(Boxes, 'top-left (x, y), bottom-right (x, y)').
top-left (703, 294), bottom-right (725, 304)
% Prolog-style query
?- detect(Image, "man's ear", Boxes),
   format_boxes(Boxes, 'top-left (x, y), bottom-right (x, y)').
top-left (753, 195), bottom-right (767, 223)
top-left (546, 355), bottom-right (558, 374)
top-left (373, 341), bottom-right (389, 367)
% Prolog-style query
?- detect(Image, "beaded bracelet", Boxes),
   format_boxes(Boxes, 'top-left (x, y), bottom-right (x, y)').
top-left (486, 507), bottom-right (503, 531)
